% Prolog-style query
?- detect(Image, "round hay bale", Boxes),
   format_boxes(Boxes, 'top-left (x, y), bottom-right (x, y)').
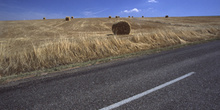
top-left (112, 21), bottom-right (131, 35)
top-left (142, 16), bottom-right (144, 18)
top-left (128, 16), bottom-right (130, 18)
top-left (109, 16), bottom-right (111, 18)
top-left (132, 16), bottom-right (134, 18)
top-left (115, 16), bottom-right (120, 18)
top-left (66, 16), bottom-right (71, 21)
top-left (165, 15), bottom-right (169, 18)
top-left (43, 17), bottom-right (46, 20)
top-left (71, 16), bottom-right (74, 19)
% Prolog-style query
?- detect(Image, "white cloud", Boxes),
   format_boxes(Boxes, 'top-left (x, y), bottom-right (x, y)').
top-left (83, 11), bottom-right (94, 16)
top-left (0, 3), bottom-right (26, 10)
top-left (82, 9), bottom-right (108, 17)
top-left (0, 11), bottom-right (65, 21)
top-left (123, 8), bottom-right (141, 13)
top-left (148, 0), bottom-right (158, 3)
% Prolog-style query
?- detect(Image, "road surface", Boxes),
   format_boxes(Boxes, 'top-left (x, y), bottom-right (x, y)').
top-left (0, 40), bottom-right (220, 110)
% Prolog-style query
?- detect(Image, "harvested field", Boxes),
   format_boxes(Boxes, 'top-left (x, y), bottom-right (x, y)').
top-left (0, 16), bottom-right (220, 76)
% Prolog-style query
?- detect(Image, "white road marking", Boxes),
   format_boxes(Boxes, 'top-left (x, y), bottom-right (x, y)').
top-left (100, 72), bottom-right (195, 110)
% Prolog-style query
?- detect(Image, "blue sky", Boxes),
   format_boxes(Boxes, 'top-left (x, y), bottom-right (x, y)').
top-left (0, 0), bottom-right (220, 20)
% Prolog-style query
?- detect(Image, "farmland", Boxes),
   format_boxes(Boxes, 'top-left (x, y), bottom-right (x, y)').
top-left (0, 16), bottom-right (220, 77)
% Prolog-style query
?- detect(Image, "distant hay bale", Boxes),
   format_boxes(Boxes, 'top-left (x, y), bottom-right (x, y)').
top-left (165, 15), bottom-right (169, 18)
top-left (142, 16), bottom-right (144, 18)
top-left (43, 17), bottom-right (46, 20)
top-left (71, 16), bottom-right (74, 19)
top-left (112, 21), bottom-right (131, 35)
top-left (66, 16), bottom-right (71, 21)
top-left (116, 16), bottom-right (119, 18)
top-left (109, 16), bottom-right (111, 18)
top-left (132, 16), bottom-right (134, 18)
top-left (128, 16), bottom-right (130, 18)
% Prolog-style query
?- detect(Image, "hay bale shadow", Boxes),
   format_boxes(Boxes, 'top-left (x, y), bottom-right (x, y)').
top-left (107, 34), bottom-right (114, 36)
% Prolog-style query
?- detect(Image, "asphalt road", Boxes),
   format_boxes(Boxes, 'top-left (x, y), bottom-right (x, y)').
top-left (0, 40), bottom-right (220, 110)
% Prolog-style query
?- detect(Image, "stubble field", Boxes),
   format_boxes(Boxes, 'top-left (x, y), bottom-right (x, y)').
top-left (0, 16), bottom-right (220, 77)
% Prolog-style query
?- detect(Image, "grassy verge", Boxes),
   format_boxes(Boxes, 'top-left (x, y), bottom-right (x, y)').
top-left (0, 37), bottom-right (219, 85)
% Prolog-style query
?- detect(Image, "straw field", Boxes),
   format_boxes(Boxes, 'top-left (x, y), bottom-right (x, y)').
top-left (0, 16), bottom-right (220, 77)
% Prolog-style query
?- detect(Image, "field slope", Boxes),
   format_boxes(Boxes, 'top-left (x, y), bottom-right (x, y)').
top-left (0, 16), bottom-right (220, 77)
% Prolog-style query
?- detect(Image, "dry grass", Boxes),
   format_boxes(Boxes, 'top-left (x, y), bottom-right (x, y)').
top-left (0, 17), bottom-right (220, 77)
